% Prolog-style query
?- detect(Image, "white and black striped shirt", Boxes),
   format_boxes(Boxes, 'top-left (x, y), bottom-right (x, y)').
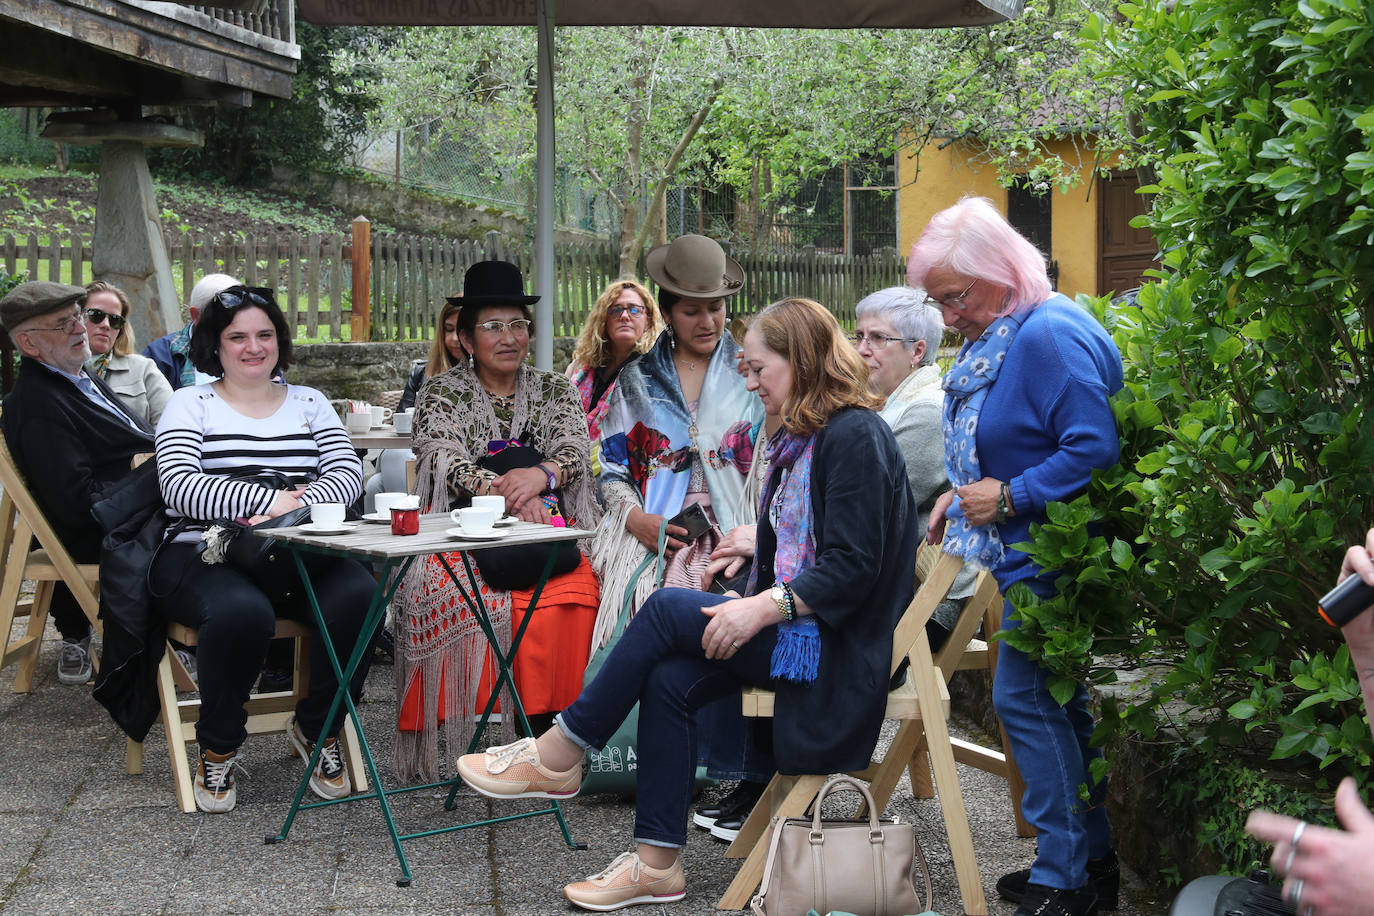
top-left (155, 383), bottom-right (362, 539)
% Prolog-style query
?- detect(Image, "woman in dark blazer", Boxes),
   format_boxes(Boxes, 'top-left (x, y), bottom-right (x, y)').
top-left (453, 296), bottom-right (919, 912)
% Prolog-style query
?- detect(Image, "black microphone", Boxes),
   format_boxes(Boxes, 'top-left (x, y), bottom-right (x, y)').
top-left (1318, 574), bottom-right (1374, 627)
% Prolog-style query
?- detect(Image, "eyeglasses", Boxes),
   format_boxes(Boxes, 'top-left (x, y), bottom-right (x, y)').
top-left (84, 308), bottom-right (127, 331)
top-left (608, 306), bottom-right (645, 318)
top-left (923, 278), bottom-right (978, 309)
top-left (476, 318), bottom-right (533, 335)
top-left (23, 308), bottom-right (85, 335)
top-left (213, 286), bottom-right (274, 309)
top-left (851, 331), bottom-right (917, 350)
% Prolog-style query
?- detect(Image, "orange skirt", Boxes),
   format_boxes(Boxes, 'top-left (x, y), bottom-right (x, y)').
top-left (397, 554), bottom-right (600, 729)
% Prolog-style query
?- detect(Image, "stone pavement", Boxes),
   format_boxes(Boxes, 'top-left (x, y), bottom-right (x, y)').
top-left (0, 625), bottom-right (1165, 915)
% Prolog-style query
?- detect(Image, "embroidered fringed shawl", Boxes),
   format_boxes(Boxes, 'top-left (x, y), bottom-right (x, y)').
top-left (393, 361), bottom-right (601, 781)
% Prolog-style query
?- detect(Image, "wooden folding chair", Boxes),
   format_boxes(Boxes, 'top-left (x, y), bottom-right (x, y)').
top-left (908, 553), bottom-right (1034, 837)
top-left (0, 409), bottom-right (102, 692)
top-left (126, 619), bottom-right (368, 813)
top-left (717, 549), bottom-right (989, 914)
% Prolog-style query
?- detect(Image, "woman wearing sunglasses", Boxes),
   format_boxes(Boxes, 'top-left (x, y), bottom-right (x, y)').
top-left (148, 284), bottom-right (375, 814)
top-left (82, 280), bottom-right (174, 427)
top-left (564, 279), bottom-right (662, 442)
top-left (391, 260), bottom-right (603, 781)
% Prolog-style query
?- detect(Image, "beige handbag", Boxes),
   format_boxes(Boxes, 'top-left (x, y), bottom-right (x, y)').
top-left (750, 775), bottom-right (932, 916)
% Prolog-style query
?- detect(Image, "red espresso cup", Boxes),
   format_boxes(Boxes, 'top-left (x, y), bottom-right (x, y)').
top-left (390, 506), bottom-right (420, 535)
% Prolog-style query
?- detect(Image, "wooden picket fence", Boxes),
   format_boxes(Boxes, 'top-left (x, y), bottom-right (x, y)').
top-left (1, 227), bottom-right (906, 343)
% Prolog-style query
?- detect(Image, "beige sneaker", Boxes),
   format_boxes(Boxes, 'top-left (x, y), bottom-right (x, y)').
top-left (286, 714), bottom-right (351, 800)
top-left (456, 736), bottom-right (582, 799)
top-left (563, 851), bottom-right (686, 911)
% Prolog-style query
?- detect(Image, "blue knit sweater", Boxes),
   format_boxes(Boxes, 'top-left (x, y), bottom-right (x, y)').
top-left (976, 295), bottom-right (1123, 594)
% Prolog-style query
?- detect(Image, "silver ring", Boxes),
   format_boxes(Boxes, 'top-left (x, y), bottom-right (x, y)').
top-left (1291, 820), bottom-right (1308, 851)
top-left (730, 641), bottom-right (739, 650)
top-left (1287, 879), bottom-right (1305, 909)
top-left (1303, 907), bottom-right (1314, 916)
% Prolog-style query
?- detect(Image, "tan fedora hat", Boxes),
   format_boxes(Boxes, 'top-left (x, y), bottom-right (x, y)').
top-left (644, 234), bottom-right (744, 300)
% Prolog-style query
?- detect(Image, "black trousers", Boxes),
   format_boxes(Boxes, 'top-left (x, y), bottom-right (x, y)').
top-left (148, 541), bottom-right (376, 754)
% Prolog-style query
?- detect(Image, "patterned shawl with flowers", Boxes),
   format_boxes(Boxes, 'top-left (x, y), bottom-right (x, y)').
top-left (940, 311), bottom-right (1024, 570)
top-left (393, 361), bottom-right (602, 781)
top-left (589, 330), bottom-right (763, 647)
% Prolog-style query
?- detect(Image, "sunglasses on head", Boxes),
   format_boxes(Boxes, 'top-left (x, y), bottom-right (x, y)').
top-left (82, 307), bottom-right (127, 331)
top-left (213, 286), bottom-right (275, 310)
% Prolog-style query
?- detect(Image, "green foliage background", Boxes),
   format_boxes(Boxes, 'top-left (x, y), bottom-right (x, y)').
top-left (1007, 0), bottom-right (1374, 869)
top-left (154, 22), bottom-right (380, 183)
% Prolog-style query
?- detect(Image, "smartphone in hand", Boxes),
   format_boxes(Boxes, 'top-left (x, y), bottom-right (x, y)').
top-left (666, 503), bottom-right (712, 542)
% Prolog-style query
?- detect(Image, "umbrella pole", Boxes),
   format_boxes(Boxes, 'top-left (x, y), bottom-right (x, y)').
top-left (534, 0), bottom-right (555, 371)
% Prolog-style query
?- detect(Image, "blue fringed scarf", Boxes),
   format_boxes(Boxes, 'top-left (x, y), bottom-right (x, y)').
top-left (940, 311), bottom-right (1024, 569)
top-left (749, 431), bottom-right (821, 684)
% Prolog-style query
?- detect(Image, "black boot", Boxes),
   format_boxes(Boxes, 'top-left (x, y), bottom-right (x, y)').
top-left (1014, 883), bottom-right (1099, 916)
top-left (998, 850), bottom-right (1119, 910)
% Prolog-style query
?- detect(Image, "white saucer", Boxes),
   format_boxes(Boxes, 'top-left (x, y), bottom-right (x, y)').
top-left (299, 522), bottom-right (357, 534)
top-left (444, 526), bottom-right (505, 541)
top-left (494, 515), bottom-right (519, 526)
top-left (360, 511), bottom-right (394, 523)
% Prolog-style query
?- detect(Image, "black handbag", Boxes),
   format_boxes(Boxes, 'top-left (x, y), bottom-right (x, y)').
top-left (464, 439), bottom-right (581, 590)
top-left (205, 470), bottom-right (328, 601)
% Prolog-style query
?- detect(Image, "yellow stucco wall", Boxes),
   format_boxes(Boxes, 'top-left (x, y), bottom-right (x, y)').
top-left (897, 134), bottom-right (1103, 299)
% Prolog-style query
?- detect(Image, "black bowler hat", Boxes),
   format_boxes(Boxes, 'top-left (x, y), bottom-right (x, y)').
top-left (446, 261), bottom-right (539, 308)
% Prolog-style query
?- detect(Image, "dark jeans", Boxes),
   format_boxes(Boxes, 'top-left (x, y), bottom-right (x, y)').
top-left (148, 541), bottom-right (376, 754)
top-left (557, 587), bottom-right (777, 848)
top-left (49, 584), bottom-right (92, 642)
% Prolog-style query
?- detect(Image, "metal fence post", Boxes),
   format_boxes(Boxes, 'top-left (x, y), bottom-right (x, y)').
top-left (350, 216), bottom-right (371, 342)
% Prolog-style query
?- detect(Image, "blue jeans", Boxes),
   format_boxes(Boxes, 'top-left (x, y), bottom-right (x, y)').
top-left (993, 595), bottom-right (1111, 890)
top-left (557, 587), bottom-right (777, 848)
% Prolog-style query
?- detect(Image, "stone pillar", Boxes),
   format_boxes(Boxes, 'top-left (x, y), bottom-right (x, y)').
top-left (41, 118), bottom-right (202, 349)
top-left (93, 141), bottom-right (183, 346)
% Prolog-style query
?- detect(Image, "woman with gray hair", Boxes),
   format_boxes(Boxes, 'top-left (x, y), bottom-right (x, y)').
top-left (853, 286), bottom-right (971, 648)
top-left (853, 287), bottom-right (948, 535)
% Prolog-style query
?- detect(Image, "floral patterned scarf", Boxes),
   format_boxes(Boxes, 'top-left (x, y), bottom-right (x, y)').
top-left (940, 311), bottom-right (1024, 569)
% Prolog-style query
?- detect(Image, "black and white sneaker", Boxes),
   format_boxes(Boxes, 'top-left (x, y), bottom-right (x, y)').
top-left (999, 850), bottom-right (1119, 910)
top-left (693, 780), bottom-right (764, 831)
top-left (707, 780), bottom-right (766, 842)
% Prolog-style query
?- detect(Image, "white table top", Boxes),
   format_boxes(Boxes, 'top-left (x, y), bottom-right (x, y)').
top-left (347, 426), bottom-right (413, 449)
top-left (256, 512), bottom-right (590, 561)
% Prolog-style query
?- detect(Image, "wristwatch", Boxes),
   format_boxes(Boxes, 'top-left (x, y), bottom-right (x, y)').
top-left (770, 585), bottom-right (792, 621)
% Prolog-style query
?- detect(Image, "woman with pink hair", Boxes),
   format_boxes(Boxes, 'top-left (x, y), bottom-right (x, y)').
top-left (914, 196), bottom-right (1124, 916)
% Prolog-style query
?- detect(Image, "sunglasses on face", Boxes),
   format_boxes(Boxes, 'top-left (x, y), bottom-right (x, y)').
top-left (84, 308), bottom-right (127, 331)
top-left (213, 286), bottom-right (275, 310)
top-left (608, 306), bottom-right (645, 318)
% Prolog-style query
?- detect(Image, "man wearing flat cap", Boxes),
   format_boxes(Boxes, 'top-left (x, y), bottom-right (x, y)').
top-left (1, 281), bottom-right (154, 686)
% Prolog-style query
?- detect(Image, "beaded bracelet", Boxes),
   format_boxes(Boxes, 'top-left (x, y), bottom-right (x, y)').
top-left (780, 582), bottom-right (797, 621)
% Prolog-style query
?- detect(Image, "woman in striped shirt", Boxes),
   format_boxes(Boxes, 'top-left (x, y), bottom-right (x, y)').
top-left (148, 285), bottom-right (375, 815)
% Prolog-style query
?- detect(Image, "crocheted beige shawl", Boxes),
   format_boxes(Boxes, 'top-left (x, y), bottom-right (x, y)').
top-left (393, 361), bottom-right (601, 781)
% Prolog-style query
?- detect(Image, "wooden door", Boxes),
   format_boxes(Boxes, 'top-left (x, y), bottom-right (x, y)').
top-left (1097, 172), bottom-right (1159, 298)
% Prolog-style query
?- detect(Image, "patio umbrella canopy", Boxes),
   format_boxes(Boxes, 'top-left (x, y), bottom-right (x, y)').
top-left (297, 0), bottom-right (1021, 28)
top-left (298, 0), bottom-right (1024, 367)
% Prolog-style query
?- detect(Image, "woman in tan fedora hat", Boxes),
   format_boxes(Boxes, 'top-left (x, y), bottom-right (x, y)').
top-left (584, 234), bottom-right (772, 815)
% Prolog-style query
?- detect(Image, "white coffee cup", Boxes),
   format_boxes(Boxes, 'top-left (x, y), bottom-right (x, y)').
top-left (311, 503), bottom-right (346, 527)
top-left (392, 411), bottom-right (413, 434)
top-left (374, 492), bottom-right (408, 515)
top-left (370, 405), bottom-right (393, 427)
top-left (345, 412), bottom-right (370, 433)
top-left (452, 506), bottom-right (496, 532)
top-left (471, 494), bottom-right (505, 517)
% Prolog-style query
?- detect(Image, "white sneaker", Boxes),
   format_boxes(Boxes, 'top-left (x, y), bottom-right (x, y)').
top-left (286, 714), bottom-right (351, 800)
top-left (194, 748), bottom-right (241, 814)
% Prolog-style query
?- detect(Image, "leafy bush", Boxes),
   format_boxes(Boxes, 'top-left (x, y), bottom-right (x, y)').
top-left (1007, 0), bottom-right (1374, 790)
